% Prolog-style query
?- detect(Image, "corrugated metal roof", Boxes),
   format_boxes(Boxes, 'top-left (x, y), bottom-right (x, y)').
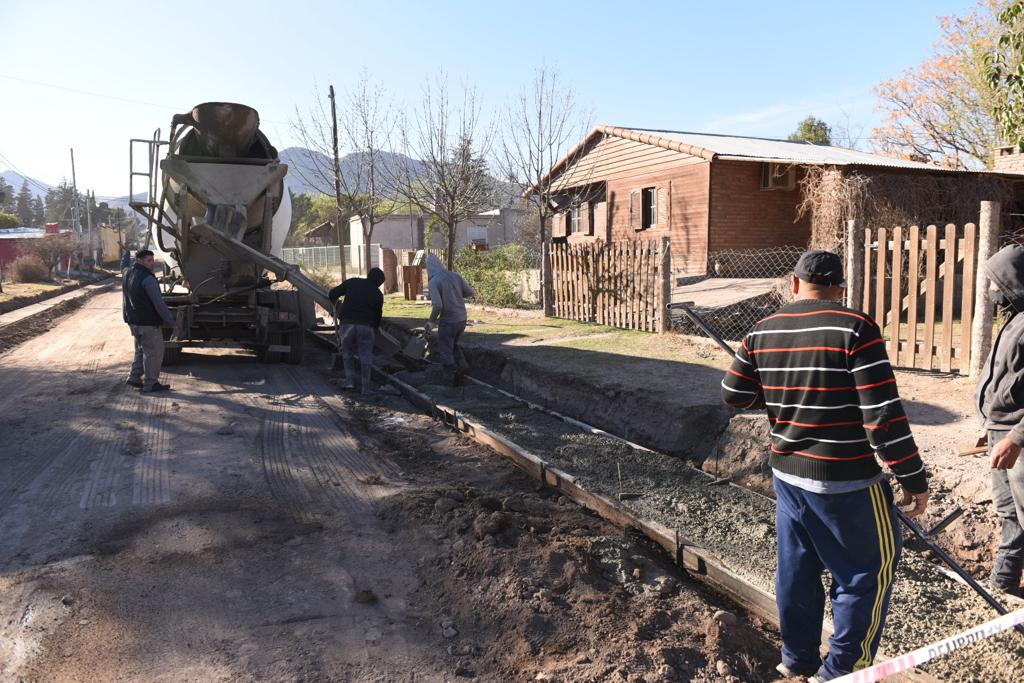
top-left (624, 128), bottom-right (965, 171)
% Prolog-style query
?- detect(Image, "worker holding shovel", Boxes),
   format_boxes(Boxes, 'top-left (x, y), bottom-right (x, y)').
top-left (329, 267), bottom-right (386, 395)
top-left (720, 250), bottom-right (928, 682)
top-left (424, 254), bottom-right (475, 386)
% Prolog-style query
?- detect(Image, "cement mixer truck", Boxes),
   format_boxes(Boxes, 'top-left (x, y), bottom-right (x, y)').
top-left (129, 102), bottom-right (334, 365)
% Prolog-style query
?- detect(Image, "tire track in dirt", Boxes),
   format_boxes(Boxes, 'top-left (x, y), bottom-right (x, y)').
top-left (280, 367), bottom-right (398, 508)
top-left (233, 367), bottom-right (394, 521)
top-left (248, 386), bottom-right (318, 523)
top-left (131, 394), bottom-right (171, 505)
top-left (77, 387), bottom-right (144, 509)
top-left (0, 417), bottom-right (102, 509)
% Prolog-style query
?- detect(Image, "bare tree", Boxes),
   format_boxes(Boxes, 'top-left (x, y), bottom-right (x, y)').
top-left (296, 79), bottom-right (404, 274)
top-left (497, 66), bottom-right (592, 315)
top-left (829, 108), bottom-right (868, 151)
top-left (393, 76), bottom-right (493, 270)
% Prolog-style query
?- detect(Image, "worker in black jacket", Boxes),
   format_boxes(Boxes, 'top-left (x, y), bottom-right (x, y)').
top-left (329, 268), bottom-right (386, 394)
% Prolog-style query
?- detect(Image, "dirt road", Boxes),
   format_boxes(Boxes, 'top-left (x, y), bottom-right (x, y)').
top-left (0, 291), bottom-right (784, 682)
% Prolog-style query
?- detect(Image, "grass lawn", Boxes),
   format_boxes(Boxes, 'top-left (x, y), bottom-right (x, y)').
top-left (383, 294), bottom-right (730, 396)
top-left (0, 281), bottom-right (66, 305)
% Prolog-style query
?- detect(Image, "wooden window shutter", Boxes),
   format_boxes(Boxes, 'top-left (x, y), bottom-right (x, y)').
top-left (629, 189), bottom-right (641, 230)
top-left (551, 212), bottom-right (563, 238)
top-left (581, 201), bottom-right (592, 235)
top-left (593, 201), bottom-right (607, 238)
top-left (657, 187), bottom-right (669, 228)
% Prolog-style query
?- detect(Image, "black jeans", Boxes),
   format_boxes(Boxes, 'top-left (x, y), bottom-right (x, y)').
top-left (990, 430), bottom-right (1024, 593)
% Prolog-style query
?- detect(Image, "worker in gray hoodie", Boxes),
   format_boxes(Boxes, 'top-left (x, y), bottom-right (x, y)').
top-left (424, 254), bottom-right (475, 385)
top-left (976, 243), bottom-right (1024, 598)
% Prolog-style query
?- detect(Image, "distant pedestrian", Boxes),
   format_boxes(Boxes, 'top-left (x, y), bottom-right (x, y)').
top-left (119, 248), bottom-right (132, 274)
top-left (424, 254), bottom-right (475, 385)
top-left (721, 250), bottom-right (928, 682)
top-left (329, 267), bottom-right (386, 394)
top-left (123, 250), bottom-right (179, 393)
top-left (975, 244), bottom-right (1024, 598)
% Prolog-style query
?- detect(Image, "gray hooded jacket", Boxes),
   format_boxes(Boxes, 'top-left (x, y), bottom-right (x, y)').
top-left (426, 254), bottom-right (475, 324)
top-left (976, 244), bottom-right (1024, 445)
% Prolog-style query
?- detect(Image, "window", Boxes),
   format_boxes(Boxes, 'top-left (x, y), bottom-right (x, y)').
top-left (468, 226), bottom-right (488, 245)
top-left (760, 163), bottom-right (796, 191)
top-left (570, 204), bottom-right (583, 234)
top-left (641, 187), bottom-right (657, 229)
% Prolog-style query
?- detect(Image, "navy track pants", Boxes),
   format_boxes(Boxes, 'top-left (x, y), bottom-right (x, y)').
top-left (774, 477), bottom-right (902, 680)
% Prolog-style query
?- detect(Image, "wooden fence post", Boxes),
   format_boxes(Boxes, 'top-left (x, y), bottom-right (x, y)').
top-left (542, 241), bottom-right (554, 317)
top-left (659, 237), bottom-right (671, 333)
top-left (845, 219), bottom-right (863, 311)
top-left (970, 201), bottom-right (1001, 378)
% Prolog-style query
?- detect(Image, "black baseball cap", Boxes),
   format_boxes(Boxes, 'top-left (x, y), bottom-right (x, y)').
top-left (794, 250), bottom-right (846, 287)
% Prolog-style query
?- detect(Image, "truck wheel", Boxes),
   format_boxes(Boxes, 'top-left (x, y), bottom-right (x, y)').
top-left (259, 344), bottom-right (281, 364)
top-left (164, 345), bottom-right (182, 365)
top-left (286, 329), bottom-right (304, 365)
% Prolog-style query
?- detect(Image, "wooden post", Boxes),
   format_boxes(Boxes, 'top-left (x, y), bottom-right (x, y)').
top-left (907, 226), bottom-right (920, 368)
top-left (940, 224), bottom-right (956, 373)
top-left (890, 226), bottom-right (904, 366)
top-left (659, 237), bottom-right (671, 333)
top-left (845, 219), bottom-right (864, 311)
top-left (542, 240), bottom-right (554, 317)
top-left (970, 201), bottom-right (1001, 378)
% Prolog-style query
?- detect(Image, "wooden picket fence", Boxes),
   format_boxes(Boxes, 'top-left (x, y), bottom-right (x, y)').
top-left (862, 224), bottom-right (978, 373)
top-left (547, 238), bottom-right (671, 333)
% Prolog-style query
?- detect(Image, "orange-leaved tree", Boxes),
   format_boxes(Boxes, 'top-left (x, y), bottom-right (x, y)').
top-left (873, 1), bottom-right (1011, 169)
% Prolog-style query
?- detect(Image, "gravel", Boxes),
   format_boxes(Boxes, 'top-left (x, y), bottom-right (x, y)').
top-left (397, 368), bottom-right (1024, 681)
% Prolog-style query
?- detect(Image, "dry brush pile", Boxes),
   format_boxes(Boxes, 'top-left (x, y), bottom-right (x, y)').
top-left (798, 166), bottom-right (1015, 253)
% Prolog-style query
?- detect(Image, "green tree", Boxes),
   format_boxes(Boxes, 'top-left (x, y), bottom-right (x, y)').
top-left (788, 116), bottom-right (832, 145)
top-left (0, 211), bottom-right (18, 229)
top-left (45, 182), bottom-right (80, 230)
top-left (0, 177), bottom-right (12, 213)
top-left (31, 196), bottom-right (45, 227)
top-left (986, 0), bottom-right (1024, 150)
top-left (16, 181), bottom-right (33, 226)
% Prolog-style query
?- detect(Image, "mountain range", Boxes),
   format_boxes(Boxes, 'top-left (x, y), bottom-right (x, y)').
top-left (1, 169), bottom-right (141, 209)
top-left (3, 146), bottom-right (518, 210)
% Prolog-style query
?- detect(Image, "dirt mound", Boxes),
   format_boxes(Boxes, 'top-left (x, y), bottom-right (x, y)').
top-left (379, 482), bottom-right (780, 682)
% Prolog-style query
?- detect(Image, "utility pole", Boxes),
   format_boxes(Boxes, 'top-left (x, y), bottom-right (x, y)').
top-left (329, 85), bottom-right (347, 282)
top-left (85, 190), bottom-right (94, 269)
top-left (69, 148), bottom-right (80, 235)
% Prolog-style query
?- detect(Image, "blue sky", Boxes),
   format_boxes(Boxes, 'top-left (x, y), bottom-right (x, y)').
top-left (0, 0), bottom-right (976, 196)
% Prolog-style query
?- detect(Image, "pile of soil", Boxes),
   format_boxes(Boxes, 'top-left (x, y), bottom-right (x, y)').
top-left (395, 367), bottom-right (1024, 682)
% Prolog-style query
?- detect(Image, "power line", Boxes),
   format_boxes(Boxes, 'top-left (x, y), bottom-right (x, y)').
top-left (0, 73), bottom-right (184, 110)
top-left (0, 149), bottom-right (52, 194)
top-left (0, 73), bottom-right (291, 125)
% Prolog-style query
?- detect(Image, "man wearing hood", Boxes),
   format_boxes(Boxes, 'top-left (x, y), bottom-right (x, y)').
top-left (976, 243), bottom-right (1024, 598)
top-left (425, 254), bottom-right (476, 385)
top-left (329, 267), bottom-right (386, 394)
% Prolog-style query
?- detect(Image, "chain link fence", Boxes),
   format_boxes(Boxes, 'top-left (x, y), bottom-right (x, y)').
top-left (671, 246), bottom-right (801, 341)
top-left (281, 244), bottom-right (381, 277)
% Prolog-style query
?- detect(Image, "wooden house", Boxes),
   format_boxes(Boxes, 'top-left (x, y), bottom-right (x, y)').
top-left (536, 126), bottom-right (982, 276)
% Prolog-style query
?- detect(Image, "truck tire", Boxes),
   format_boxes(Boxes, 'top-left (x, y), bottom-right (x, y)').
top-left (164, 345), bottom-right (182, 365)
top-left (259, 344), bottom-right (281, 364)
top-left (286, 329), bottom-right (304, 365)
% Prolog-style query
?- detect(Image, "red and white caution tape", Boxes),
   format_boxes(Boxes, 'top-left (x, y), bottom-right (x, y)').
top-left (832, 607), bottom-right (1024, 683)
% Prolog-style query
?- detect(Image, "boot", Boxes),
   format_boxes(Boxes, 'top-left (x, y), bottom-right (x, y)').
top-left (360, 363), bottom-right (373, 395)
top-left (340, 357), bottom-right (355, 390)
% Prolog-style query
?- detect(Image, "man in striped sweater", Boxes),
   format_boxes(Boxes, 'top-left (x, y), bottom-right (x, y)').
top-left (721, 250), bottom-right (929, 682)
